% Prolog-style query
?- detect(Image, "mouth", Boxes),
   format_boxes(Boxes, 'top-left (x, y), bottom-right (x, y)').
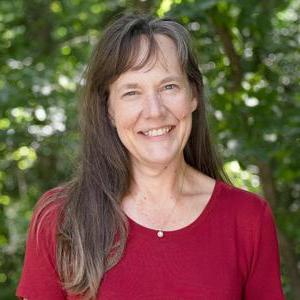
top-left (139, 125), bottom-right (175, 137)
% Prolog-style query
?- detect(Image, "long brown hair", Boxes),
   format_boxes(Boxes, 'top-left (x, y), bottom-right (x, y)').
top-left (33, 14), bottom-right (231, 299)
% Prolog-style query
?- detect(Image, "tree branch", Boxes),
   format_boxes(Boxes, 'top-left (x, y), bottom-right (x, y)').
top-left (209, 10), bottom-right (242, 91)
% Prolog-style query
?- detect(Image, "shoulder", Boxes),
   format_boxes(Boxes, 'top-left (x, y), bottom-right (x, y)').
top-left (36, 186), bottom-right (66, 208)
top-left (34, 186), bottom-right (66, 218)
top-left (17, 188), bottom-right (69, 299)
top-left (187, 170), bottom-right (269, 222)
top-left (217, 180), bottom-right (268, 215)
top-left (215, 181), bottom-right (277, 252)
top-left (29, 186), bottom-right (67, 244)
top-left (214, 180), bottom-right (274, 237)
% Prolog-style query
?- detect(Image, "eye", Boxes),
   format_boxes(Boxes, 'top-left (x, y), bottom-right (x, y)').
top-left (163, 83), bottom-right (178, 91)
top-left (164, 84), bottom-right (177, 90)
top-left (123, 91), bottom-right (137, 97)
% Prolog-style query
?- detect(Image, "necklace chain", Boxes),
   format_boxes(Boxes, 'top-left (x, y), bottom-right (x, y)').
top-left (157, 165), bottom-right (186, 238)
top-left (130, 165), bottom-right (187, 238)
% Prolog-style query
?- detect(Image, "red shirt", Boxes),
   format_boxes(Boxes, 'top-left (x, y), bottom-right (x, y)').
top-left (17, 180), bottom-right (285, 299)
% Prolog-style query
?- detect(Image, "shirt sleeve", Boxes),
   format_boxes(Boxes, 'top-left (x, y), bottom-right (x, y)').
top-left (243, 201), bottom-right (285, 299)
top-left (16, 195), bottom-right (67, 300)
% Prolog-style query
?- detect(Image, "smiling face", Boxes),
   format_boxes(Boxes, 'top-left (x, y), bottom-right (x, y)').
top-left (108, 34), bottom-right (197, 167)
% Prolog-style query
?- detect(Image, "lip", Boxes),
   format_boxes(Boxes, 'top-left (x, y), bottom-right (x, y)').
top-left (138, 125), bottom-right (176, 140)
top-left (138, 125), bottom-right (175, 134)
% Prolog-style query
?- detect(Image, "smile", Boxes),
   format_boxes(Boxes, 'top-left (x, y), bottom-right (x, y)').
top-left (142, 126), bottom-right (173, 137)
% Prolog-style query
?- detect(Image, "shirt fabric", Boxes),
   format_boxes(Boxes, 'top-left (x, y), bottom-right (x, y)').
top-left (16, 180), bottom-right (285, 299)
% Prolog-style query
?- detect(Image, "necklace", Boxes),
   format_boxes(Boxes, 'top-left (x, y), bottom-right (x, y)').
top-left (156, 165), bottom-right (186, 238)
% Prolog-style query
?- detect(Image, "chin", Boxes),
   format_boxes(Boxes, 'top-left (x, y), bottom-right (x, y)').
top-left (140, 152), bottom-right (180, 166)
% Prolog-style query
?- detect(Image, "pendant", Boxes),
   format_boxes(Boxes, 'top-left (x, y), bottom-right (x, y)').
top-left (157, 230), bottom-right (164, 238)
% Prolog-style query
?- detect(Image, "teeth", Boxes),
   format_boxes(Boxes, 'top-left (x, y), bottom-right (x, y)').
top-left (144, 126), bottom-right (172, 137)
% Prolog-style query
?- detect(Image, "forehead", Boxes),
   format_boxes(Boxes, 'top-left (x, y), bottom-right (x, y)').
top-left (136, 34), bottom-right (180, 70)
top-left (112, 34), bottom-right (184, 86)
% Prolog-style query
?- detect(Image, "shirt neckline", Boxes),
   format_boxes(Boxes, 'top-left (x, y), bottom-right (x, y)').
top-left (126, 179), bottom-right (223, 239)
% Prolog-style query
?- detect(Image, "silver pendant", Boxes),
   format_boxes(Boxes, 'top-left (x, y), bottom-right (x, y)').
top-left (157, 230), bottom-right (164, 238)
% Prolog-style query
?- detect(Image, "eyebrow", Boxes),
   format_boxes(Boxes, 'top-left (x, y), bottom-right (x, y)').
top-left (118, 83), bottom-right (139, 91)
top-left (117, 76), bottom-right (183, 93)
top-left (160, 75), bottom-right (183, 84)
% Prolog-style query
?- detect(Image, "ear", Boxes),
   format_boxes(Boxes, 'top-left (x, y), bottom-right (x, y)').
top-left (189, 83), bottom-right (198, 112)
top-left (107, 102), bottom-right (116, 127)
top-left (191, 97), bottom-right (198, 112)
top-left (109, 114), bottom-right (116, 127)
top-left (108, 111), bottom-right (116, 127)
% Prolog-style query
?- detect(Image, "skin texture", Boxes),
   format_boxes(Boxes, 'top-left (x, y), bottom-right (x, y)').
top-left (109, 34), bottom-right (215, 228)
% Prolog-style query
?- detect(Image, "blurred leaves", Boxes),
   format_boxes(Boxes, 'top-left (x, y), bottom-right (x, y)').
top-left (0, 0), bottom-right (299, 299)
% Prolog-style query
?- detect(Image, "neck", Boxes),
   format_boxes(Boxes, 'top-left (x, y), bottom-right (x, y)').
top-left (128, 156), bottom-right (187, 208)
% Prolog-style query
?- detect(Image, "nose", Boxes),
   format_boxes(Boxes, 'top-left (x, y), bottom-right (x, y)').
top-left (142, 91), bottom-right (166, 119)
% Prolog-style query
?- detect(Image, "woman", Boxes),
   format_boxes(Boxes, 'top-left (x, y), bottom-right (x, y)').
top-left (17, 14), bottom-right (285, 299)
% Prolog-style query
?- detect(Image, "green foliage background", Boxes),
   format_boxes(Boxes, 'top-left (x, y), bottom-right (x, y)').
top-left (0, 0), bottom-right (299, 299)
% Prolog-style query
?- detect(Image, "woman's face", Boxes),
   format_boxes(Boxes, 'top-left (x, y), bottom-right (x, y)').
top-left (108, 34), bottom-right (197, 167)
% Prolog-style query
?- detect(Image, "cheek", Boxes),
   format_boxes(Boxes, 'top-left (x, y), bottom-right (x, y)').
top-left (113, 104), bottom-right (140, 131)
top-left (114, 113), bottom-right (135, 149)
top-left (166, 97), bottom-right (195, 120)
